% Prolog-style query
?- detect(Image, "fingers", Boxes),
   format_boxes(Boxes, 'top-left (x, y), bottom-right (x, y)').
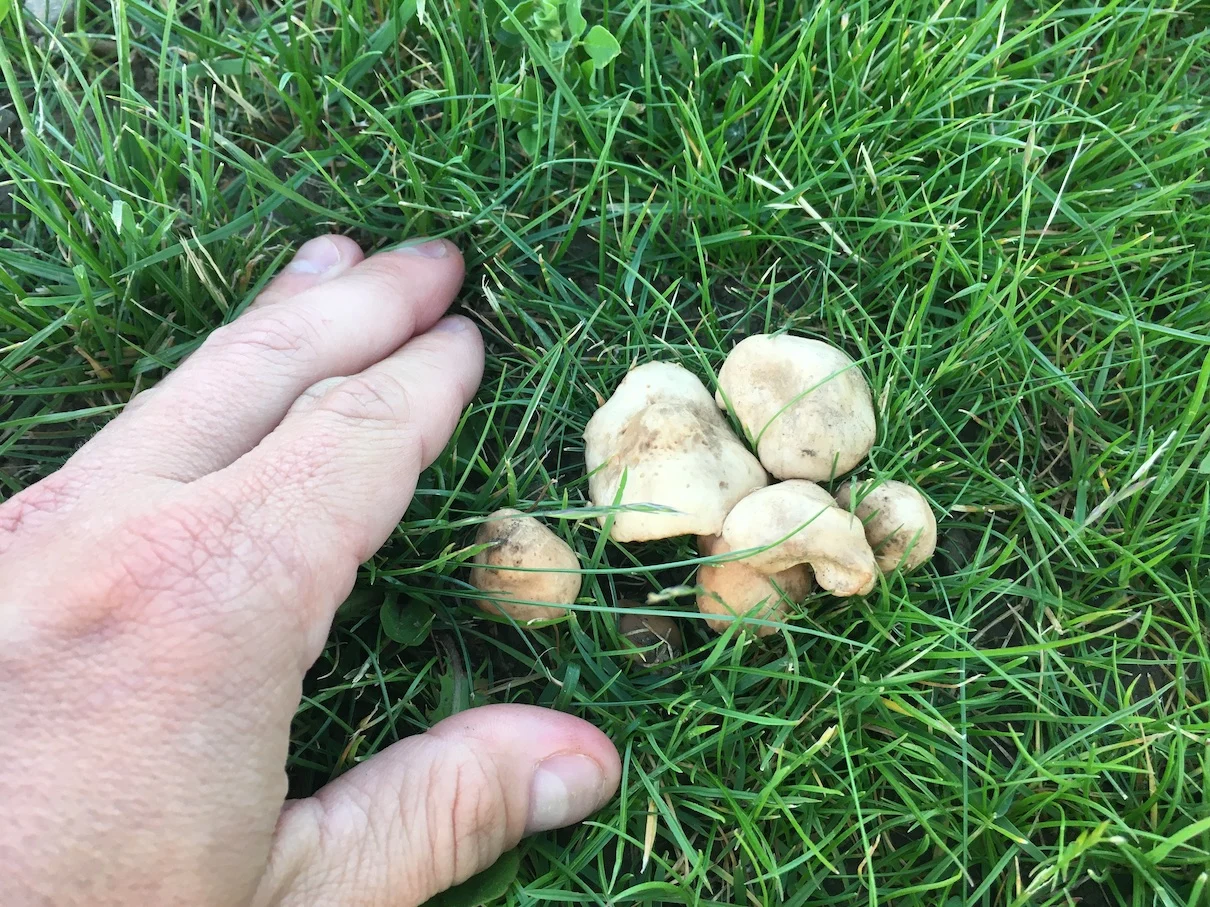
top-left (257, 705), bottom-right (621, 907)
top-left (74, 237), bottom-right (465, 484)
top-left (202, 315), bottom-right (484, 620)
top-left (250, 235), bottom-right (364, 309)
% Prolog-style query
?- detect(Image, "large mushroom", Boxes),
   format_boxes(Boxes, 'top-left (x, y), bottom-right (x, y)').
top-left (584, 362), bottom-right (768, 542)
top-left (835, 479), bottom-right (937, 573)
top-left (469, 509), bottom-right (581, 622)
top-left (695, 534), bottom-right (812, 636)
top-left (715, 334), bottom-right (876, 481)
top-left (721, 480), bottom-right (879, 597)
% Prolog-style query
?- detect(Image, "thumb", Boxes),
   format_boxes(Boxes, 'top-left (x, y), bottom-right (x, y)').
top-left (257, 704), bottom-right (621, 907)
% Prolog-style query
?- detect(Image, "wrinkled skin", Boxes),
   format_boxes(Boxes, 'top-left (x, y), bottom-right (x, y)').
top-left (0, 236), bottom-right (620, 907)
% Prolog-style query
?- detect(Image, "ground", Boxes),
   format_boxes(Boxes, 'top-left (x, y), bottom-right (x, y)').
top-left (3, 0), bottom-right (1210, 904)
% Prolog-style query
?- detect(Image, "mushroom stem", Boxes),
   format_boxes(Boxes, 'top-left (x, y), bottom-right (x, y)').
top-left (695, 535), bottom-right (812, 636)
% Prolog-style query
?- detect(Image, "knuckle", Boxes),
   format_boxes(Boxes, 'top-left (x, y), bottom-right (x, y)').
top-left (98, 494), bottom-right (320, 663)
top-left (204, 308), bottom-right (324, 367)
top-left (110, 498), bottom-right (246, 603)
top-left (107, 495), bottom-right (298, 618)
top-left (288, 377), bottom-right (347, 416)
top-left (352, 258), bottom-right (425, 320)
top-left (0, 468), bottom-right (88, 541)
top-left (117, 384), bottom-right (162, 418)
top-left (316, 372), bottom-right (414, 427)
top-left (15, 500), bottom-right (247, 643)
top-left (425, 740), bottom-right (511, 889)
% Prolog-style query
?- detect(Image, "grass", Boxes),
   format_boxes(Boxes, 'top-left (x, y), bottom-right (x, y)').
top-left (3, 0), bottom-right (1210, 903)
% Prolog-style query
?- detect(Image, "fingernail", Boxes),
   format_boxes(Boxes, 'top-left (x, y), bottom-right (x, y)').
top-left (396, 238), bottom-right (451, 258)
top-left (430, 315), bottom-right (472, 334)
top-left (527, 754), bottom-right (608, 834)
top-left (284, 236), bottom-right (343, 275)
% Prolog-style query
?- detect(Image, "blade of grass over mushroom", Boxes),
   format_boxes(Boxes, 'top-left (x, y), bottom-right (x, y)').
top-left (5, 0), bottom-right (1210, 902)
top-left (749, 355), bottom-right (872, 452)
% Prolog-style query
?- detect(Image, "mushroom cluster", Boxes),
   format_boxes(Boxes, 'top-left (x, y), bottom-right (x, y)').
top-left (584, 334), bottom-right (937, 636)
top-left (464, 332), bottom-right (937, 647)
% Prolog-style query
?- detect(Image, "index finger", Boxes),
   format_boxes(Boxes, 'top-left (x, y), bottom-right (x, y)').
top-left (74, 239), bottom-right (465, 485)
top-left (195, 315), bottom-right (485, 643)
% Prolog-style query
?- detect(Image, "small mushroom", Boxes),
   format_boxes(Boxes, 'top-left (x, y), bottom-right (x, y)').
top-left (617, 600), bottom-right (683, 665)
top-left (469, 509), bottom-right (581, 622)
top-left (584, 362), bottom-right (768, 542)
top-left (695, 535), bottom-right (812, 636)
top-left (721, 480), bottom-right (879, 597)
top-left (715, 334), bottom-right (876, 481)
top-left (835, 480), bottom-right (937, 573)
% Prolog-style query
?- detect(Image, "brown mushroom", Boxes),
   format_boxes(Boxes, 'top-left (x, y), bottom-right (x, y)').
top-left (617, 600), bottom-right (683, 665)
top-left (469, 509), bottom-right (581, 622)
top-left (695, 535), bottom-right (812, 636)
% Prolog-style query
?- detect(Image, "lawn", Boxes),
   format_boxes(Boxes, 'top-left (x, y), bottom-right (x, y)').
top-left (3, 0), bottom-right (1210, 904)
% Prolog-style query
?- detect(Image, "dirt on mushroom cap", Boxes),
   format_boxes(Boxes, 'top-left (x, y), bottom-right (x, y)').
top-left (584, 362), bottom-right (768, 542)
top-left (469, 509), bottom-right (581, 622)
top-left (715, 334), bottom-right (877, 482)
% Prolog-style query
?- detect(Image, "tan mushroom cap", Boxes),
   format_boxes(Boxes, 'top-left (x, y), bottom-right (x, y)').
top-left (721, 480), bottom-right (879, 597)
top-left (469, 509), bottom-right (581, 622)
top-left (835, 480), bottom-right (937, 573)
top-left (584, 362), bottom-right (768, 542)
top-left (715, 334), bottom-right (876, 481)
top-left (696, 535), bottom-right (812, 636)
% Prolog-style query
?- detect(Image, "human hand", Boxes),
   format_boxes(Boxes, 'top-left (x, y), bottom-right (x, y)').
top-left (0, 236), bottom-right (621, 907)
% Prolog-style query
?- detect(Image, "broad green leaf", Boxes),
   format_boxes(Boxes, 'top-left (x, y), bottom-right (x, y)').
top-left (495, 79), bottom-right (538, 123)
top-left (534, 0), bottom-right (560, 30)
top-left (494, 81), bottom-right (520, 118)
top-left (430, 649), bottom-right (470, 723)
top-left (0, 0), bottom-right (13, 22)
top-left (583, 25), bottom-right (620, 69)
top-left (336, 586), bottom-right (382, 618)
top-left (379, 595), bottom-right (434, 647)
top-left (421, 849), bottom-right (520, 907)
top-left (565, 0), bottom-right (586, 37)
top-left (518, 122), bottom-right (542, 158)
top-left (499, 0), bottom-right (535, 34)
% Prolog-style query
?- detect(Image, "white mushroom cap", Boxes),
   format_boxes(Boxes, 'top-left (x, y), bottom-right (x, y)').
top-left (715, 334), bottom-right (876, 481)
top-left (835, 479), bottom-right (937, 573)
top-left (721, 480), bottom-right (879, 597)
top-left (469, 509), bottom-right (581, 622)
top-left (696, 535), bottom-right (812, 636)
top-left (584, 362), bottom-right (768, 542)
